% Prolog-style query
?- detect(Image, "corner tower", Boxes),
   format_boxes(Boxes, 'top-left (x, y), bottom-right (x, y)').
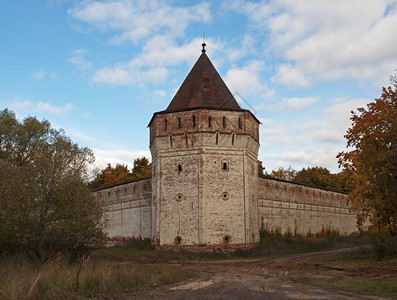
top-left (149, 44), bottom-right (260, 249)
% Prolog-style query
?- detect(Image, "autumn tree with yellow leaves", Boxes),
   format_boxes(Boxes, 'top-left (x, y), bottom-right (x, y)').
top-left (337, 80), bottom-right (397, 235)
top-left (90, 157), bottom-right (151, 189)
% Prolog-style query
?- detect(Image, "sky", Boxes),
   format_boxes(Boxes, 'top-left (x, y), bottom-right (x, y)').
top-left (1, 0), bottom-right (397, 175)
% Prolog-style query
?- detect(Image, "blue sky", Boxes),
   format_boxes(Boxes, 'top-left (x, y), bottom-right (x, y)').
top-left (1, 0), bottom-right (397, 175)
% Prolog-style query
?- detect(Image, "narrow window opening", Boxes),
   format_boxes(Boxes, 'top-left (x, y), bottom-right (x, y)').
top-left (238, 117), bottom-right (242, 129)
top-left (223, 162), bottom-right (228, 171)
top-left (164, 119), bottom-right (167, 130)
top-left (209, 116), bottom-right (212, 127)
top-left (232, 133), bottom-right (235, 145)
top-left (178, 117), bottom-right (181, 128)
top-left (169, 134), bottom-right (173, 147)
top-left (223, 116), bottom-right (226, 128)
top-left (178, 164), bottom-right (182, 172)
top-left (216, 132), bottom-right (219, 145)
top-left (192, 115), bottom-right (196, 127)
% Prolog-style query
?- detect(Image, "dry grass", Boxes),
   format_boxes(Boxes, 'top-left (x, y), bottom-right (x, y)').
top-left (0, 255), bottom-right (192, 299)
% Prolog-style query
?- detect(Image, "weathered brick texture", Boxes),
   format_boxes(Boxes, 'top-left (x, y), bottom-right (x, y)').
top-left (150, 109), bottom-right (260, 248)
top-left (93, 177), bottom-right (152, 238)
top-left (258, 177), bottom-right (357, 235)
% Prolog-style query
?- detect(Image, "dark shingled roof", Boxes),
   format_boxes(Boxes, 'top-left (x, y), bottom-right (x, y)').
top-left (165, 51), bottom-right (242, 112)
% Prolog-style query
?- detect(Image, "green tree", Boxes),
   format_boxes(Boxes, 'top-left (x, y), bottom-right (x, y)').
top-left (0, 109), bottom-right (106, 261)
top-left (337, 83), bottom-right (397, 235)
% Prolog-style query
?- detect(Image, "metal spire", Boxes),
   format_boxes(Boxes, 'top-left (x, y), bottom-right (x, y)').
top-left (202, 32), bottom-right (206, 53)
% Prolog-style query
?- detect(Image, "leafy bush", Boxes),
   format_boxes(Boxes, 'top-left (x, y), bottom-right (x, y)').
top-left (370, 234), bottom-right (397, 259)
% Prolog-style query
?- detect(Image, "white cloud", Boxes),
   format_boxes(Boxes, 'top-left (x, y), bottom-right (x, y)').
top-left (37, 102), bottom-right (74, 115)
top-left (279, 96), bottom-right (319, 112)
top-left (224, 60), bottom-right (274, 99)
top-left (68, 49), bottom-right (92, 70)
top-left (237, 0), bottom-right (397, 85)
top-left (31, 70), bottom-right (56, 80)
top-left (257, 96), bottom-right (371, 172)
top-left (68, 0), bottom-right (211, 43)
top-left (271, 64), bottom-right (310, 87)
top-left (68, 1), bottom-right (215, 87)
top-left (90, 37), bottom-right (209, 86)
top-left (92, 66), bottom-right (133, 86)
top-left (31, 70), bottom-right (47, 80)
top-left (91, 64), bottom-right (168, 86)
top-left (11, 101), bottom-right (34, 111)
top-left (11, 101), bottom-right (75, 115)
top-left (91, 148), bottom-right (151, 172)
top-left (152, 89), bottom-right (166, 98)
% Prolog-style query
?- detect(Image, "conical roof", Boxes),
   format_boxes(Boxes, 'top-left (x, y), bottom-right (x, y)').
top-left (165, 48), bottom-right (242, 112)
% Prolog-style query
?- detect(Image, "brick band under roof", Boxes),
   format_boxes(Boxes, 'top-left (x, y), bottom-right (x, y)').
top-left (166, 51), bottom-right (242, 112)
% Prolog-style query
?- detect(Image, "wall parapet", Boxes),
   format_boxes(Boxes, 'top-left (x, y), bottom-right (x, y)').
top-left (258, 177), bottom-right (357, 236)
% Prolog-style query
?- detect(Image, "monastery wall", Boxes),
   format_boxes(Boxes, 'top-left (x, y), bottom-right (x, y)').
top-left (93, 177), bottom-right (153, 240)
top-left (93, 175), bottom-right (358, 243)
top-left (258, 177), bottom-right (357, 235)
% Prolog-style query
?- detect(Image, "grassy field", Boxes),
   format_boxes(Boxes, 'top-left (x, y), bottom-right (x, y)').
top-left (295, 247), bottom-right (397, 299)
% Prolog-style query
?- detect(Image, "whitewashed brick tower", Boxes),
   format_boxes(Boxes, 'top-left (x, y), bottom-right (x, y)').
top-left (148, 43), bottom-right (260, 248)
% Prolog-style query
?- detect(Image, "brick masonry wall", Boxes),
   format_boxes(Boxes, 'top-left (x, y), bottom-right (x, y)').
top-left (93, 177), bottom-right (152, 239)
top-left (93, 175), bottom-right (357, 243)
top-left (150, 108), bottom-right (260, 247)
top-left (258, 177), bottom-right (357, 235)
top-left (149, 109), bottom-right (259, 144)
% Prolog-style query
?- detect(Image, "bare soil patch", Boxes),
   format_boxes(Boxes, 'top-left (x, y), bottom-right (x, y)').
top-left (128, 248), bottom-right (396, 299)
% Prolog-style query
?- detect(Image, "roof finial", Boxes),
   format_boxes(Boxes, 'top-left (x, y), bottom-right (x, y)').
top-left (202, 32), bottom-right (206, 53)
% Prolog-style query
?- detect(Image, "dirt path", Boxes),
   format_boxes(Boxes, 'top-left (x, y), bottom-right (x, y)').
top-left (127, 248), bottom-right (389, 300)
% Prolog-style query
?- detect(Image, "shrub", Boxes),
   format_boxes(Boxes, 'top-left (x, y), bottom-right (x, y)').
top-left (370, 234), bottom-right (397, 259)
